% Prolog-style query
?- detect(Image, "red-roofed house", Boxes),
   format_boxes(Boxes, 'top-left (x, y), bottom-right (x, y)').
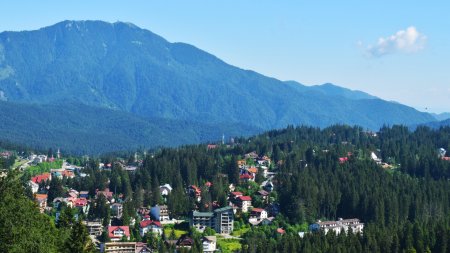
top-left (74, 198), bottom-right (89, 214)
top-left (250, 208), bottom-right (268, 221)
top-left (188, 185), bottom-right (202, 201)
top-left (230, 192), bottom-right (243, 199)
top-left (31, 173), bottom-right (52, 184)
top-left (139, 220), bottom-right (163, 237)
top-left (34, 194), bottom-right (48, 213)
top-left (235, 196), bottom-right (252, 213)
top-left (108, 226), bottom-right (130, 241)
top-left (239, 173), bottom-right (254, 183)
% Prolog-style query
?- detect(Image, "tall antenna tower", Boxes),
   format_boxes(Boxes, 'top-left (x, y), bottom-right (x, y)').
top-left (222, 134), bottom-right (225, 145)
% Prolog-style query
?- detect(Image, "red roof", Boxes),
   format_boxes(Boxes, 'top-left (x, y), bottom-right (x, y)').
top-left (276, 228), bottom-right (286, 234)
top-left (108, 226), bottom-right (130, 238)
top-left (239, 196), bottom-right (252, 201)
top-left (140, 220), bottom-right (161, 228)
top-left (442, 157), bottom-right (450, 161)
top-left (74, 198), bottom-right (88, 207)
top-left (339, 157), bottom-right (349, 163)
top-left (239, 174), bottom-right (254, 179)
top-left (231, 191), bottom-right (243, 196)
top-left (97, 188), bottom-right (113, 199)
top-left (251, 208), bottom-right (265, 213)
top-left (31, 173), bottom-right (51, 184)
top-left (205, 181), bottom-right (212, 187)
top-left (35, 194), bottom-right (48, 201)
top-left (207, 144), bottom-right (217, 149)
top-left (189, 185), bottom-right (202, 194)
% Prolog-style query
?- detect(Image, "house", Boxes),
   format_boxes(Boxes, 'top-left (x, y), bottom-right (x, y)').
top-left (100, 242), bottom-right (136, 253)
top-left (229, 191), bottom-right (243, 200)
top-left (35, 194), bottom-right (48, 213)
top-left (235, 196), bottom-right (252, 213)
top-left (139, 220), bottom-right (162, 237)
top-left (31, 173), bottom-right (52, 184)
top-left (244, 151), bottom-right (259, 160)
top-left (67, 189), bottom-right (79, 199)
top-left (176, 235), bottom-right (194, 249)
top-left (150, 205), bottom-right (170, 221)
top-left (159, 184), bottom-right (173, 196)
top-left (237, 160), bottom-right (246, 167)
top-left (249, 208), bottom-right (268, 221)
top-left (83, 220), bottom-right (103, 237)
top-left (371, 152), bottom-right (382, 164)
top-left (111, 203), bottom-right (123, 218)
top-left (190, 206), bottom-right (234, 234)
top-left (28, 180), bottom-right (39, 194)
top-left (202, 236), bottom-right (217, 253)
top-left (239, 173), bottom-right (254, 183)
top-left (108, 226), bottom-right (130, 241)
top-left (310, 218), bottom-right (364, 235)
top-left (188, 185), bottom-right (202, 201)
top-left (135, 242), bottom-right (151, 253)
top-left (256, 190), bottom-right (270, 202)
top-left (438, 148), bottom-right (447, 158)
top-left (97, 188), bottom-right (114, 201)
top-left (74, 198), bottom-right (90, 214)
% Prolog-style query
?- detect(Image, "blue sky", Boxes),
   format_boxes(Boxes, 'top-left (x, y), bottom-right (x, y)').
top-left (2, 1), bottom-right (449, 113)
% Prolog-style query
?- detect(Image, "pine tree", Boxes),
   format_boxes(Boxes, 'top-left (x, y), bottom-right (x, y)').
top-left (64, 220), bottom-right (96, 253)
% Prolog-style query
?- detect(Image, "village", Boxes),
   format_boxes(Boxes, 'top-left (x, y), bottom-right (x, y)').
top-left (2, 139), bottom-right (450, 253)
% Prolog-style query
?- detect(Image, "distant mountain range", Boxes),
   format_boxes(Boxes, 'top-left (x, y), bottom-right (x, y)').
top-left (0, 20), bottom-right (442, 153)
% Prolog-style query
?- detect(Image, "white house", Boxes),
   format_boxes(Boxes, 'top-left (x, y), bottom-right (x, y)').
top-left (159, 184), bottom-right (173, 196)
top-left (139, 220), bottom-right (163, 237)
top-left (202, 236), bottom-right (217, 253)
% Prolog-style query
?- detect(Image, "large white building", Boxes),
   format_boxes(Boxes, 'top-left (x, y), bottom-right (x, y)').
top-left (311, 218), bottom-right (364, 235)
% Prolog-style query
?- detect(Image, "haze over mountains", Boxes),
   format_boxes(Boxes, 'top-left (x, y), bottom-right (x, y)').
top-left (0, 20), bottom-right (444, 153)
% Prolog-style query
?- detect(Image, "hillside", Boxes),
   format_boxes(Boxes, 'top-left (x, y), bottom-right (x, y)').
top-left (0, 101), bottom-right (259, 154)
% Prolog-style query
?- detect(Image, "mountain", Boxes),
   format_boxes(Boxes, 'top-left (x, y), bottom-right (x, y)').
top-left (0, 20), bottom-right (436, 153)
top-left (412, 118), bottom-right (450, 130)
top-left (430, 112), bottom-right (450, 121)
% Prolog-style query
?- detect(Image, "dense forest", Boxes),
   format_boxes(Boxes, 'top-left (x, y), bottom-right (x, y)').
top-left (1, 124), bottom-right (450, 252)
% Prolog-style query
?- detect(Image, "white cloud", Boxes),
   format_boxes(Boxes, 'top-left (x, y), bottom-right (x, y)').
top-left (364, 26), bottom-right (427, 57)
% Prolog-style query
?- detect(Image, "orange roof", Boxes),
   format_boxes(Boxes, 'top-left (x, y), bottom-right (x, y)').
top-left (31, 173), bottom-right (51, 184)
top-left (35, 194), bottom-right (48, 200)
top-left (247, 167), bottom-right (258, 173)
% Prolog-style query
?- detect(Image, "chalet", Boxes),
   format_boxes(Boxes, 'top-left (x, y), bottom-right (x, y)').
top-left (108, 226), bottom-right (130, 241)
top-left (230, 191), bottom-right (243, 200)
top-left (139, 220), bottom-right (162, 237)
top-left (256, 190), bottom-right (270, 202)
top-left (35, 194), bottom-right (48, 213)
top-left (135, 242), bottom-right (151, 253)
top-left (235, 196), bottom-right (252, 213)
top-left (202, 236), bottom-right (217, 253)
top-left (239, 173), bottom-right (254, 183)
top-left (249, 208), bottom-right (268, 221)
top-left (74, 198), bottom-right (89, 214)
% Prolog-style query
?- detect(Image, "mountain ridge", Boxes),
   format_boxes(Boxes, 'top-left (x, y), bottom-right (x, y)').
top-left (0, 20), bottom-right (437, 153)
